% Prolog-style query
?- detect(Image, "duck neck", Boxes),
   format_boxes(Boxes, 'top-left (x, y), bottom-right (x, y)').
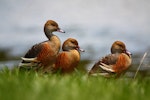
top-left (50, 35), bottom-right (61, 54)
top-left (44, 29), bottom-right (54, 40)
top-left (70, 50), bottom-right (80, 61)
top-left (44, 28), bottom-right (61, 52)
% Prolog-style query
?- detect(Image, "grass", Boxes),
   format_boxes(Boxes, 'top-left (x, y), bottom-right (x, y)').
top-left (0, 67), bottom-right (150, 100)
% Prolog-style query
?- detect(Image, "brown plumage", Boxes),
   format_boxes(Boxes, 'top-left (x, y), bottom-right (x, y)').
top-left (89, 41), bottom-right (132, 77)
top-left (53, 38), bottom-right (85, 73)
top-left (19, 20), bottom-right (65, 70)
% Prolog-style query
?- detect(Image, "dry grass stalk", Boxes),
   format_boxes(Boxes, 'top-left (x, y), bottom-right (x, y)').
top-left (133, 52), bottom-right (147, 79)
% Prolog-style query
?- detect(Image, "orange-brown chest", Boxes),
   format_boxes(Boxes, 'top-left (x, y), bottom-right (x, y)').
top-left (113, 53), bottom-right (132, 73)
top-left (37, 42), bottom-right (60, 66)
top-left (55, 50), bottom-right (80, 72)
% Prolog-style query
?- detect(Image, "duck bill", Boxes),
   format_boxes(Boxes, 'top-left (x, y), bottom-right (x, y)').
top-left (78, 48), bottom-right (85, 52)
top-left (126, 50), bottom-right (132, 56)
top-left (76, 46), bottom-right (85, 52)
top-left (57, 28), bottom-right (65, 33)
top-left (127, 51), bottom-right (132, 55)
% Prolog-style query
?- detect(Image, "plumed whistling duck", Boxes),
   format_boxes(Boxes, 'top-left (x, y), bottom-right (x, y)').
top-left (89, 41), bottom-right (132, 77)
top-left (19, 20), bottom-right (65, 70)
top-left (53, 38), bottom-right (85, 73)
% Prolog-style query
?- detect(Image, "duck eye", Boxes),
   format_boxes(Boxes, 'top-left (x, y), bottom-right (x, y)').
top-left (51, 23), bottom-right (56, 26)
top-left (118, 44), bottom-right (123, 47)
top-left (71, 41), bottom-right (74, 43)
top-left (71, 41), bottom-right (76, 44)
top-left (72, 41), bottom-right (78, 46)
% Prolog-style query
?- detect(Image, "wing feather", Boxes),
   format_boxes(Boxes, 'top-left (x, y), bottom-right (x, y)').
top-left (22, 42), bottom-right (44, 63)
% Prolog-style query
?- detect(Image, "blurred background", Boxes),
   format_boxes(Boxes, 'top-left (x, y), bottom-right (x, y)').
top-left (0, 0), bottom-right (150, 74)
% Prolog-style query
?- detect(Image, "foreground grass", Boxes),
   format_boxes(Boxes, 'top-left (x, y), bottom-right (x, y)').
top-left (0, 67), bottom-right (150, 100)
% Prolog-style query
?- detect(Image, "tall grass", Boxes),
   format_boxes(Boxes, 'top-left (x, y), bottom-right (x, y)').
top-left (0, 67), bottom-right (150, 100)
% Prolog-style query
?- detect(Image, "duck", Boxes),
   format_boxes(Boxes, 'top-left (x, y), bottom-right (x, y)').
top-left (89, 41), bottom-right (132, 77)
top-left (53, 38), bottom-right (85, 73)
top-left (19, 20), bottom-right (65, 71)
